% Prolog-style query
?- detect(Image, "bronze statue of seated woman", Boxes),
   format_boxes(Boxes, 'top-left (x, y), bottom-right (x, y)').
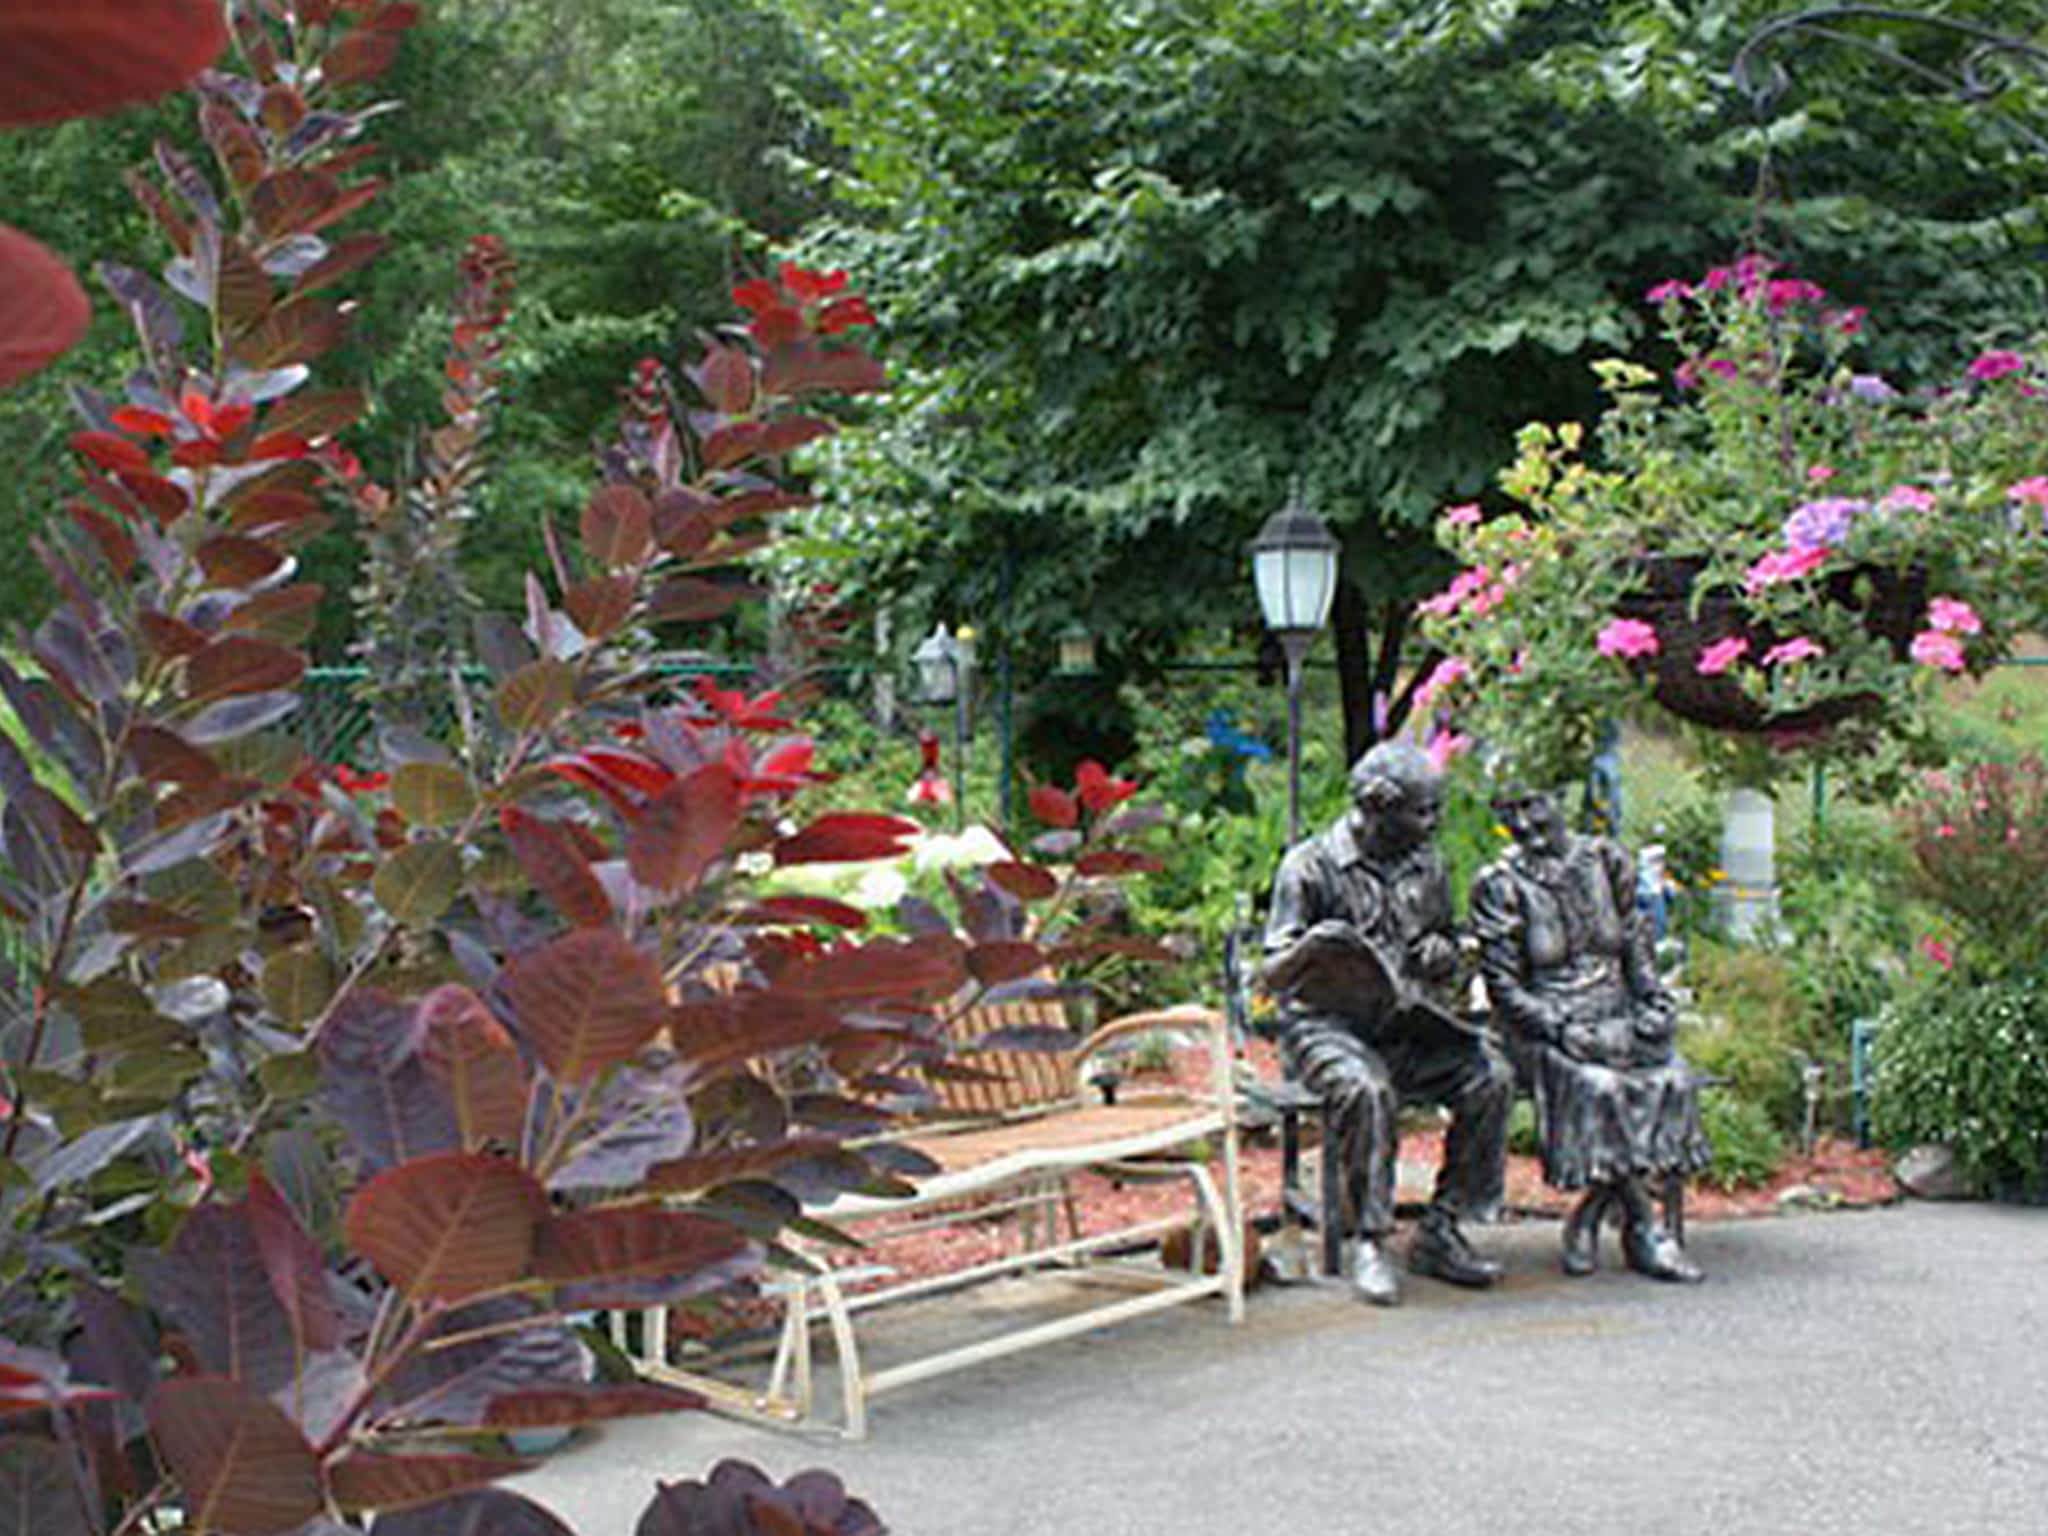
top-left (1469, 786), bottom-right (1711, 1282)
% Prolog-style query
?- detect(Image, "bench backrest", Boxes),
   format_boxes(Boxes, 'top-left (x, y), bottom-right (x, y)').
top-left (921, 982), bottom-right (1080, 1119)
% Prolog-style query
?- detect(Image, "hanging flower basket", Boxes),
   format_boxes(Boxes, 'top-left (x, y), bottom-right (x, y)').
top-left (1612, 555), bottom-right (1928, 735)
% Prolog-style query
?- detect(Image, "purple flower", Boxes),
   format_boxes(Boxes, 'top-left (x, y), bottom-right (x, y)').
top-left (1782, 497), bottom-right (1866, 552)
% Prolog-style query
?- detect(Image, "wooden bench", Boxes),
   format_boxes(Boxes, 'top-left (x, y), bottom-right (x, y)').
top-left (627, 983), bottom-right (1244, 1437)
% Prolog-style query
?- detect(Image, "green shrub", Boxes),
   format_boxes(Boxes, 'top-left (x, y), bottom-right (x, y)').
top-left (1697, 1090), bottom-right (1786, 1191)
top-left (1872, 973), bottom-right (2048, 1191)
top-left (1506, 1097), bottom-right (1541, 1158)
top-left (1679, 941), bottom-right (1810, 1132)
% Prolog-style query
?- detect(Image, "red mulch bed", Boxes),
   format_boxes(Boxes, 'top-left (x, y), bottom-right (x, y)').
top-left (815, 1039), bottom-right (1900, 1293)
top-left (674, 1041), bottom-right (1898, 1341)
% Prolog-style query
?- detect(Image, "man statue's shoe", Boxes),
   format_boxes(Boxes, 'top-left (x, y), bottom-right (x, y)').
top-left (1561, 1191), bottom-right (1602, 1278)
top-left (1351, 1238), bottom-right (1402, 1306)
top-left (1622, 1221), bottom-right (1704, 1284)
top-left (1409, 1218), bottom-right (1502, 1289)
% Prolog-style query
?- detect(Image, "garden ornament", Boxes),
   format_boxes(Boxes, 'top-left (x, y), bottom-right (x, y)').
top-left (1261, 741), bottom-right (1512, 1305)
top-left (1471, 787), bottom-right (1713, 1282)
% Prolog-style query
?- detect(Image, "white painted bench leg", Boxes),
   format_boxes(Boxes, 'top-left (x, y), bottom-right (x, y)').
top-left (810, 1263), bottom-right (866, 1440)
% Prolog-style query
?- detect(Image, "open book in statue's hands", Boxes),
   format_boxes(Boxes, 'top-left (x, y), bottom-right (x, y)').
top-left (1263, 921), bottom-right (1482, 1043)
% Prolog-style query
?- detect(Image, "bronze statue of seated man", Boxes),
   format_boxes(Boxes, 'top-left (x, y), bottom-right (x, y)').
top-left (1261, 741), bottom-right (1513, 1306)
top-left (1470, 786), bottom-right (1712, 1282)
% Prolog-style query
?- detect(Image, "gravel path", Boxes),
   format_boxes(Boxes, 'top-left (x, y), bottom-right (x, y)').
top-left (519, 1201), bottom-right (2048, 1535)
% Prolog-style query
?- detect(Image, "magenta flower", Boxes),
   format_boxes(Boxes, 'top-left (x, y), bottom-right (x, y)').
top-left (1417, 565), bottom-right (1492, 619)
top-left (1644, 280), bottom-right (1693, 304)
top-left (1918, 935), bottom-right (1953, 971)
top-left (1831, 307), bottom-right (1867, 336)
top-left (2007, 476), bottom-right (2048, 506)
top-left (1967, 350), bottom-right (2026, 382)
top-left (1442, 502), bottom-right (1481, 526)
top-left (1805, 464), bottom-right (1836, 484)
top-left (1765, 277), bottom-right (1827, 312)
top-left (1909, 630), bottom-right (1967, 673)
top-left (1926, 597), bottom-right (1981, 635)
top-left (1596, 618), bottom-right (1660, 660)
top-left (1744, 545), bottom-right (1829, 592)
top-left (1695, 636), bottom-right (1749, 676)
top-left (1761, 637), bottom-right (1824, 667)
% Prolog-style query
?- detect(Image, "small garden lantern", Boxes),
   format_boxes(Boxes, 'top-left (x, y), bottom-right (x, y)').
top-left (1249, 483), bottom-right (1340, 840)
top-left (911, 622), bottom-right (972, 828)
top-left (912, 622), bottom-right (962, 705)
top-left (1055, 620), bottom-right (1097, 677)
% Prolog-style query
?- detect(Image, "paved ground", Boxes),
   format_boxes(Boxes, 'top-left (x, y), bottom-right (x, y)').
top-left (519, 1203), bottom-right (2048, 1534)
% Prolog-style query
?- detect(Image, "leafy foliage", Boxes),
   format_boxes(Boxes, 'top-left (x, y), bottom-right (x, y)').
top-left (0, 8), bottom-right (1183, 1531)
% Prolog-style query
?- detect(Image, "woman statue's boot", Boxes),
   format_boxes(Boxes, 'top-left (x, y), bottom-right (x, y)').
top-left (1561, 1188), bottom-right (1605, 1277)
top-left (1619, 1178), bottom-right (1703, 1284)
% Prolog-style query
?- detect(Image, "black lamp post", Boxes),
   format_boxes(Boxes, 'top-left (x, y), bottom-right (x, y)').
top-left (1249, 484), bottom-right (1340, 843)
top-left (912, 622), bottom-right (971, 831)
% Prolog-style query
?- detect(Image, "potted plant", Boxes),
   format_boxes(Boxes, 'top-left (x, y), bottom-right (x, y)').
top-left (1414, 254), bottom-right (2048, 791)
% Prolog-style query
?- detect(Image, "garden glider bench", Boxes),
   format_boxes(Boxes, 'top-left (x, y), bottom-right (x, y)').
top-left (619, 985), bottom-right (1245, 1437)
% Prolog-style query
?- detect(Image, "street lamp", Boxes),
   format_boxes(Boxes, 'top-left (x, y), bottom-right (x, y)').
top-left (1249, 483), bottom-right (1340, 843)
top-left (1055, 620), bottom-right (1097, 677)
top-left (911, 622), bottom-right (971, 830)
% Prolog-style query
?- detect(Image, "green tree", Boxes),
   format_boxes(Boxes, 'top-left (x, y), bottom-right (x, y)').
top-left (784, 0), bottom-right (2046, 762)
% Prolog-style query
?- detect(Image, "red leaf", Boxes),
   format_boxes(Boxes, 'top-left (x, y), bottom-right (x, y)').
top-left (0, 226), bottom-right (89, 387)
top-left (532, 1208), bottom-right (748, 1301)
top-left (196, 534), bottom-right (287, 588)
top-left (643, 1135), bottom-right (843, 1193)
top-left (986, 860), bottom-right (1059, 901)
top-left (70, 430), bottom-right (151, 475)
top-left (145, 1377), bottom-right (322, 1536)
top-left (327, 1450), bottom-right (532, 1514)
top-left (260, 387), bottom-right (364, 443)
top-left (564, 573), bottom-right (636, 639)
top-left (696, 343), bottom-right (756, 415)
top-left (966, 939), bottom-right (1045, 986)
top-left (0, 1), bottom-right (227, 128)
top-left (501, 929), bottom-right (670, 1083)
top-left (580, 484), bottom-right (653, 570)
top-left (116, 470), bottom-right (190, 523)
top-left (499, 808), bottom-right (613, 929)
top-left (139, 609), bottom-right (210, 659)
top-left (741, 895), bottom-right (868, 930)
top-left (341, 1151), bottom-right (546, 1303)
top-left (484, 1382), bottom-right (705, 1428)
top-left (323, 26), bottom-right (400, 85)
top-left (223, 584), bottom-right (326, 644)
top-left (1029, 784), bottom-right (1078, 829)
top-left (1074, 759), bottom-right (1139, 812)
top-left (245, 1172), bottom-right (339, 1352)
top-left (771, 812), bottom-right (921, 866)
top-left (128, 723), bottom-right (220, 785)
top-left (665, 994), bottom-right (849, 1080)
top-left (778, 935), bottom-right (966, 1002)
top-left (1074, 850), bottom-right (1164, 877)
top-left (291, 232), bottom-right (389, 297)
top-left (417, 985), bottom-right (531, 1153)
top-left (185, 635), bottom-right (306, 705)
top-left (230, 295), bottom-right (347, 369)
top-left (627, 761), bottom-right (741, 894)
top-left (648, 575), bottom-right (747, 623)
top-left (249, 168), bottom-right (338, 242)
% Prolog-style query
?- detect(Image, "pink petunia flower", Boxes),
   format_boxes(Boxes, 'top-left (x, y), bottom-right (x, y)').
top-left (1645, 280), bottom-right (1693, 304)
top-left (2006, 476), bottom-right (2048, 506)
top-left (1805, 464), bottom-right (1836, 484)
top-left (1744, 545), bottom-right (1830, 592)
top-left (1414, 656), bottom-right (1472, 711)
top-left (1967, 350), bottom-right (2026, 382)
top-left (1926, 597), bottom-right (1982, 636)
top-left (1424, 727), bottom-right (1473, 772)
top-left (1879, 484), bottom-right (1937, 514)
top-left (1909, 630), bottom-right (1967, 673)
top-left (1760, 637), bottom-right (1824, 667)
top-left (1696, 636), bottom-right (1749, 676)
top-left (1918, 936), bottom-right (1953, 971)
top-left (1596, 618), bottom-right (1660, 660)
top-left (1442, 502), bottom-right (1481, 526)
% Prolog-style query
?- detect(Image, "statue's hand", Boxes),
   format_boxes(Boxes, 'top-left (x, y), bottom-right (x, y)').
top-left (1409, 933), bottom-right (1459, 986)
top-left (1560, 1021), bottom-right (1603, 1063)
